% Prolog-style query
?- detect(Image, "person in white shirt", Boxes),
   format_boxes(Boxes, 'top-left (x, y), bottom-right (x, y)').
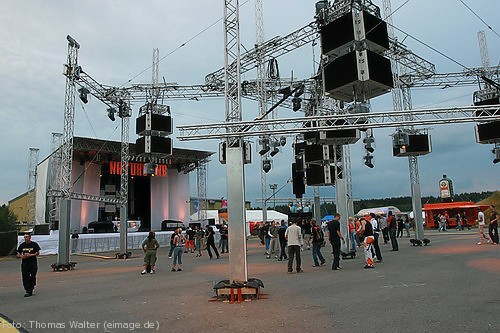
top-left (369, 213), bottom-right (382, 262)
top-left (477, 208), bottom-right (490, 245)
top-left (285, 220), bottom-right (303, 273)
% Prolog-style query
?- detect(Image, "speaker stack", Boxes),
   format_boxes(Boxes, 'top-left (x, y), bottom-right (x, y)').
top-left (135, 103), bottom-right (173, 157)
top-left (320, 9), bottom-right (393, 102)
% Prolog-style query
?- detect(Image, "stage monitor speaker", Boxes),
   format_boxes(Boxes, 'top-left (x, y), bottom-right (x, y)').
top-left (323, 49), bottom-right (393, 102)
top-left (306, 164), bottom-right (336, 186)
top-left (393, 134), bottom-right (432, 157)
top-left (292, 163), bottom-right (305, 198)
top-left (219, 141), bottom-right (252, 164)
top-left (136, 136), bottom-right (172, 155)
top-left (475, 121), bottom-right (500, 144)
top-left (136, 113), bottom-right (173, 136)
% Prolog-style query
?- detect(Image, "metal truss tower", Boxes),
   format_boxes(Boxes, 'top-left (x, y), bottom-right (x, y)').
top-left (255, 0), bottom-right (269, 227)
top-left (223, 0), bottom-right (248, 283)
top-left (196, 160), bottom-right (208, 221)
top-left (47, 132), bottom-right (63, 228)
top-left (383, 0), bottom-right (425, 240)
top-left (26, 148), bottom-right (39, 224)
top-left (57, 36), bottom-right (80, 266)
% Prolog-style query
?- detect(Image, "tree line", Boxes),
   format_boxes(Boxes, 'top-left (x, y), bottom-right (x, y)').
top-left (268, 191), bottom-right (497, 216)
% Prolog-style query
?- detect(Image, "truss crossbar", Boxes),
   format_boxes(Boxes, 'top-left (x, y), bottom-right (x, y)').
top-left (177, 105), bottom-right (500, 140)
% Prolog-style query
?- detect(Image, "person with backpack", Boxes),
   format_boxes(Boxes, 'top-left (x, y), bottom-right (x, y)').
top-left (171, 228), bottom-right (186, 271)
top-left (311, 219), bottom-right (326, 267)
top-left (141, 231), bottom-right (159, 275)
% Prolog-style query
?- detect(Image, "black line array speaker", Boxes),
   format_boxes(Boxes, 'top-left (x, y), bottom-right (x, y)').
top-left (393, 134), bottom-right (432, 157)
top-left (320, 12), bottom-right (355, 57)
top-left (136, 113), bottom-right (172, 136)
top-left (304, 129), bottom-right (360, 145)
top-left (475, 121), bottom-right (500, 144)
top-left (304, 144), bottom-right (336, 163)
top-left (292, 163), bottom-right (305, 199)
top-left (136, 136), bottom-right (172, 155)
top-left (323, 49), bottom-right (393, 102)
top-left (320, 10), bottom-right (389, 58)
top-left (306, 164), bottom-right (336, 186)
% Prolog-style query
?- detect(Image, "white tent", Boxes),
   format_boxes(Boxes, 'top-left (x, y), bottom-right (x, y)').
top-left (190, 209), bottom-right (288, 224)
top-left (190, 209), bottom-right (288, 236)
top-left (356, 206), bottom-right (401, 216)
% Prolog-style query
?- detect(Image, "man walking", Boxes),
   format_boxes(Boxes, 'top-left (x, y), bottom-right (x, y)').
top-left (327, 213), bottom-right (344, 270)
top-left (17, 234), bottom-right (41, 297)
top-left (369, 213), bottom-right (383, 262)
top-left (488, 205), bottom-right (498, 245)
top-left (387, 211), bottom-right (399, 251)
top-left (277, 220), bottom-right (288, 261)
top-left (285, 220), bottom-right (303, 273)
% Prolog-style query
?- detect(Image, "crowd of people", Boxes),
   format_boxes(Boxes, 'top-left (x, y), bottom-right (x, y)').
top-left (14, 204), bottom-right (498, 297)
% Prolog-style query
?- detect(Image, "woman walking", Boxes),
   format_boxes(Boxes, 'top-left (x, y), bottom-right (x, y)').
top-left (171, 228), bottom-right (186, 271)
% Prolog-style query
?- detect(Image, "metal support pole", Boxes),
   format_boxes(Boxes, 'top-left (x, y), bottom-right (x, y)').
top-left (409, 156), bottom-right (425, 240)
top-left (227, 146), bottom-right (247, 282)
top-left (57, 199), bottom-right (71, 265)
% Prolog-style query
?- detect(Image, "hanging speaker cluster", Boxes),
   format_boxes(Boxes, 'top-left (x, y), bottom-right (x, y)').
top-left (135, 103), bottom-right (172, 157)
top-left (292, 141), bottom-right (343, 189)
top-left (320, 9), bottom-right (393, 102)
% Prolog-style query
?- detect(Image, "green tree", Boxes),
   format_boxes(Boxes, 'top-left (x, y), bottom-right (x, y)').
top-left (0, 205), bottom-right (17, 232)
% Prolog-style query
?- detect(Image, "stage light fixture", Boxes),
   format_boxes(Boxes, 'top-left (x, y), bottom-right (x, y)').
top-left (262, 159), bottom-right (272, 173)
top-left (493, 147), bottom-right (500, 164)
top-left (279, 136), bottom-right (286, 146)
top-left (363, 135), bottom-right (375, 153)
top-left (270, 146), bottom-right (279, 157)
top-left (363, 153), bottom-right (374, 168)
top-left (78, 87), bottom-right (90, 104)
top-left (107, 107), bottom-right (116, 121)
top-left (259, 137), bottom-right (270, 155)
top-left (118, 100), bottom-right (130, 118)
top-left (292, 97), bottom-right (302, 112)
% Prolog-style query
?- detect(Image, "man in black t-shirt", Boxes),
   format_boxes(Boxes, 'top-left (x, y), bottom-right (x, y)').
top-left (327, 213), bottom-right (344, 270)
top-left (17, 234), bottom-right (41, 297)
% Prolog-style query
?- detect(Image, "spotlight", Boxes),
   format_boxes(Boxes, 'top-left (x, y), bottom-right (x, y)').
top-left (262, 159), bottom-right (271, 173)
top-left (118, 100), bottom-right (130, 118)
top-left (493, 147), bottom-right (500, 164)
top-left (279, 136), bottom-right (286, 146)
top-left (78, 87), bottom-right (90, 104)
top-left (292, 97), bottom-right (302, 112)
top-left (364, 154), bottom-right (374, 168)
top-left (107, 107), bottom-right (116, 121)
top-left (259, 137), bottom-right (270, 156)
top-left (363, 135), bottom-right (375, 153)
top-left (270, 146), bottom-right (279, 157)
